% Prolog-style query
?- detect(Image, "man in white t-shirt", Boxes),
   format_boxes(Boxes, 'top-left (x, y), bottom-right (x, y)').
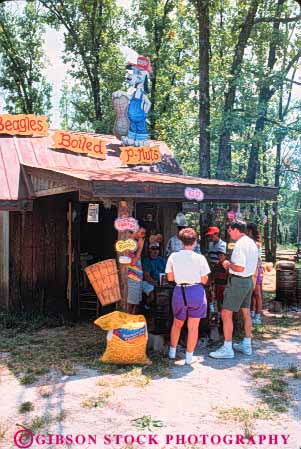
top-left (165, 228), bottom-right (210, 365)
top-left (209, 219), bottom-right (258, 359)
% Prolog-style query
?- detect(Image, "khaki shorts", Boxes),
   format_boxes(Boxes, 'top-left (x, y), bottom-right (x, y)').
top-left (223, 275), bottom-right (253, 312)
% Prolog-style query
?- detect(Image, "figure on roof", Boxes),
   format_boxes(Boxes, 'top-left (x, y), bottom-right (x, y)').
top-left (112, 55), bottom-right (152, 147)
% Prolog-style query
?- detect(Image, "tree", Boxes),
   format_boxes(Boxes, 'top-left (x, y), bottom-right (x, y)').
top-left (0, 1), bottom-right (51, 114)
top-left (193, 0), bottom-right (211, 178)
top-left (246, 7), bottom-right (301, 183)
top-left (215, 0), bottom-right (259, 180)
top-left (127, 0), bottom-right (200, 173)
top-left (39, 0), bottom-right (125, 133)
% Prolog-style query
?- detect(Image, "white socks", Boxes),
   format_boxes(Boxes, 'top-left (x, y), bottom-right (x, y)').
top-left (169, 347), bottom-right (195, 364)
top-left (224, 341), bottom-right (232, 349)
top-left (185, 351), bottom-right (193, 364)
top-left (169, 346), bottom-right (176, 359)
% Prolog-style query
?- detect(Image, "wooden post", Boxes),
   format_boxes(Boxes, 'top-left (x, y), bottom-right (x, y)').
top-left (0, 211), bottom-right (9, 310)
top-left (67, 202), bottom-right (72, 310)
top-left (117, 200), bottom-right (133, 310)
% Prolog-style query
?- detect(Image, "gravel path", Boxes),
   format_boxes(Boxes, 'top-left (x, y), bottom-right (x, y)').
top-left (0, 312), bottom-right (300, 449)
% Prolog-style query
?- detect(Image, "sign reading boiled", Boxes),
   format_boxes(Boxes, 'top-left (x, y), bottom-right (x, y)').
top-left (120, 145), bottom-right (161, 165)
top-left (0, 114), bottom-right (48, 136)
top-left (53, 130), bottom-right (107, 159)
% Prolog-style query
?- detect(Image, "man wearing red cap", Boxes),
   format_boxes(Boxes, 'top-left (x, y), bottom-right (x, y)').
top-left (206, 226), bottom-right (226, 266)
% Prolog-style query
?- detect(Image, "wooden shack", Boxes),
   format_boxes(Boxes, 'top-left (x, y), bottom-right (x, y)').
top-left (0, 131), bottom-right (277, 317)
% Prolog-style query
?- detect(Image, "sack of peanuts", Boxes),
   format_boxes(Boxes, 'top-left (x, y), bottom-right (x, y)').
top-left (94, 311), bottom-right (150, 365)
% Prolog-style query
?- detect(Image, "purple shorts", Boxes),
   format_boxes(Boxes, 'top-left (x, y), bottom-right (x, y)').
top-left (172, 284), bottom-right (207, 321)
top-left (256, 266), bottom-right (263, 285)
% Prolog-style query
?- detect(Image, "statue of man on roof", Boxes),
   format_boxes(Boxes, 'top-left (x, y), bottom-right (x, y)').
top-left (112, 55), bottom-right (152, 147)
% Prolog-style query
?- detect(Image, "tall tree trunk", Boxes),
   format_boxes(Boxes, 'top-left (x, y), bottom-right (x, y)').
top-left (149, 0), bottom-right (172, 138)
top-left (216, 0), bottom-right (259, 180)
top-left (195, 0), bottom-right (211, 178)
top-left (271, 141), bottom-right (281, 262)
top-left (245, 0), bottom-right (285, 184)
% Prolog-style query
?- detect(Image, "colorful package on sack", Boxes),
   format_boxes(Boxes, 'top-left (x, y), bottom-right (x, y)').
top-left (94, 311), bottom-right (150, 365)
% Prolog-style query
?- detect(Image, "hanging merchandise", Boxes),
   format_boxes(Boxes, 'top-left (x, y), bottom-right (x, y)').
top-left (243, 208), bottom-right (250, 220)
top-left (262, 214), bottom-right (268, 225)
top-left (215, 207), bottom-right (224, 223)
top-left (227, 210), bottom-right (236, 221)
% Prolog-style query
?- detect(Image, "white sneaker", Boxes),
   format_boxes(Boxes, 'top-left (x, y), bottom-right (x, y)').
top-left (209, 345), bottom-right (234, 359)
top-left (253, 315), bottom-right (262, 325)
top-left (233, 341), bottom-right (252, 355)
top-left (185, 356), bottom-right (198, 365)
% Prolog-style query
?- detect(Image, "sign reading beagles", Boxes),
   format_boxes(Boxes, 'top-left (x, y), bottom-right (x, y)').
top-left (0, 114), bottom-right (48, 136)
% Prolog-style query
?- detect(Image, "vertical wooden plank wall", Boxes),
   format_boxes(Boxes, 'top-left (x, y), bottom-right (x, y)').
top-left (0, 211), bottom-right (9, 310)
top-left (9, 196), bottom-right (68, 314)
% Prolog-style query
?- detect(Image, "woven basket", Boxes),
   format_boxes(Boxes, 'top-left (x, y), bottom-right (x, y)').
top-left (84, 259), bottom-right (121, 306)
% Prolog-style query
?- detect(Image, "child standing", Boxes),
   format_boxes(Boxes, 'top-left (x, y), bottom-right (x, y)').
top-left (212, 250), bottom-right (229, 313)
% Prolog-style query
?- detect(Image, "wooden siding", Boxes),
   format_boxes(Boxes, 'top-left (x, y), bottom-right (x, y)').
top-left (0, 211), bottom-right (9, 309)
top-left (93, 181), bottom-right (277, 201)
top-left (9, 196), bottom-right (69, 314)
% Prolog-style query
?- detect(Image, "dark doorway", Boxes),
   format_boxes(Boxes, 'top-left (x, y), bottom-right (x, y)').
top-left (78, 203), bottom-right (118, 318)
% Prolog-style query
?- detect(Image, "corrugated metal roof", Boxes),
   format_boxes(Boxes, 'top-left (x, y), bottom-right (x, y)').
top-left (0, 131), bottom-right (182, 200)
top-left (0, 131), bottom-right (277, 202)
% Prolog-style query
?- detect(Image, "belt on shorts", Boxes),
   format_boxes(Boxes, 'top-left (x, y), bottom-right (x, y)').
top-left (230, 274), bottom-right (252, 279)
top-left (176, 283), bottom-right (201, 287)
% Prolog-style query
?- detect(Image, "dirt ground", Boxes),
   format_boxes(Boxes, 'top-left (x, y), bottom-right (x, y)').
top-left (0, 310), bottom-right (300, 449)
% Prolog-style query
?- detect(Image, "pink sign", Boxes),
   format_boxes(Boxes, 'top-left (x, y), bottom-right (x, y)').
top-left (184, 187), bottom-right (204, 202)
top-left (114, 217), bottom-right (139, 232)
top-left (227, 210), bottom-right (236, 221)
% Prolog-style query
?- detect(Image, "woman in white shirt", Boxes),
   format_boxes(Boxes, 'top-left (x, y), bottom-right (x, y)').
top-left (165, 228), bottom-right (210, 364)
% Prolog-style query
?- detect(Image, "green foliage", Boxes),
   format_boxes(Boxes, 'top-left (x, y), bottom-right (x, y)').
top-left (0, 1), bottom-right (52, 114)
top-left (41, 0), bottom-right (125, 132)
top-left (1, 0), bottom-right (301, 243)
top-left (126, 0), bottom-right (199, 173)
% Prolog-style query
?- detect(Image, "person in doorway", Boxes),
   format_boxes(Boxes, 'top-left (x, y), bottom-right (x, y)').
top-left (209, 219), bottom-right (258, 359)
top-left (206, 226), bottom-right (227, 266)
top-left (165, 228), bottom-right (210, 365)
top-left (165, 213), bottom-right (200, 257)
top-left (142, 242), bottom-right (166, 300)
top-left (247, 222), bottom-right (263, 325)
top-left (127, 222), bottom-right (146, 314)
